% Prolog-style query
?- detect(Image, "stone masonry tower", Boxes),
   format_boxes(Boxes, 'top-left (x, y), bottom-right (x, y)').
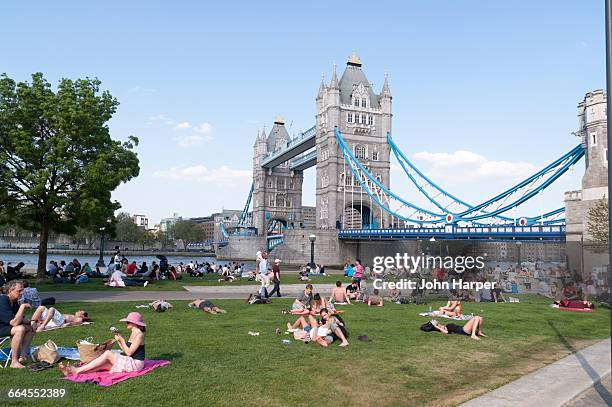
top-left (565, 90), bottom-right (608, 242)
top-left (252, 117), bottom-right (304, 235)
top-left (315, 52), bottom-right (392, 229)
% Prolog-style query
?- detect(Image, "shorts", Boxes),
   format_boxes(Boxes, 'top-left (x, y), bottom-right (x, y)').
top-left (41, 308), bottom-right (65, 326)
top-left (110, 354), bottom-right (145, 373)
top-left (199, 300), bottom-right (214, 310)
top-left (304, 325), bottom-right (312, 332)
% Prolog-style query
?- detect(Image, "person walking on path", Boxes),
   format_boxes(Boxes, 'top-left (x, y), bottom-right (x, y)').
top-left (269, 259), bottom-right (282, 298)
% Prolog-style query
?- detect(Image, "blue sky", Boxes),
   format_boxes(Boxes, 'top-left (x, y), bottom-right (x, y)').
top-left (1, 1), bottom-right (605, 224)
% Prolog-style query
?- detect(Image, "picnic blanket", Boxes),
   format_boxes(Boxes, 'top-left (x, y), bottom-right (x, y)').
top-left (290, 309), bottom-right (345, 316)
top-left (418, 312), bottom-right (473, 321)
top-left (40, 321), bottom-right (93, 332)
top-left (550, 304), bottom-right (594, 313)
top-left (0, 347), bottom-right (120, 361)
top-left (62, 359), bottom-right (170, 386)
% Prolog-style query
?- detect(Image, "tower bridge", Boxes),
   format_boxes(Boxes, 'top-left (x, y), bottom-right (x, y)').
top-left (215, 53), bottom-right (606, 266)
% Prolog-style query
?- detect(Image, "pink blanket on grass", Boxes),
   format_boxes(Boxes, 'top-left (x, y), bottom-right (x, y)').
top-left (62, 359), bottom-right (170, 387)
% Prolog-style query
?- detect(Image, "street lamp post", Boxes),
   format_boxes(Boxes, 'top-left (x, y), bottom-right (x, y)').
top-left (309, 234), bottom-right (316, 269)
top-left (605, 0), bottom-right (612, 377)
top-left (96, 227), bottom-right (106, 267)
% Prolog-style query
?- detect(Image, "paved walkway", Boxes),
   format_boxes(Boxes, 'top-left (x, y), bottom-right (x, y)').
top-left (46, 283), bottom-right (337, 302)
top-left (565, 375), bottom-right (612, 407)
top-left (461, 339), bottom-right (611, 407)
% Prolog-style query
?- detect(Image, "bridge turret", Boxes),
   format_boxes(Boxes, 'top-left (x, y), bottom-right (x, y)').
top-left (380, 72), bottom-right (392, 137)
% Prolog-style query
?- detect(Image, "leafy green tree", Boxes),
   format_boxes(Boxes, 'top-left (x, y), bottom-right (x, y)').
top-left (587, 198), bottom-right (608, 244)
top-left (172, 220), bottom-right (204, 248)
top-left (138, 229), bottom-right (156, 250)
top-left (114, 212), bottom-right (143, 243)
top-left (157, 229), bottom-right (175, 249)
top-left (0, 73), bottom-right (139, 279)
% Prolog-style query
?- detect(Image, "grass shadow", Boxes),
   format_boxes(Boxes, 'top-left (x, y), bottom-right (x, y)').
top-left (156, 352), bottom-right (183, 360)
top-left (547, 320), bottom-right (612, 402)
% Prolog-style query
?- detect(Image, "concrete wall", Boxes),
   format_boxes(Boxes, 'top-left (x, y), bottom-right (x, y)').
top-left (216, 235), bottom-right (267, 261)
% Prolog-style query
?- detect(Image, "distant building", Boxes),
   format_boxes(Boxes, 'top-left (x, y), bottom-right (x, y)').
top-left (190, 216), bottom-right (215, 240)
top-left (160, 213), bottom-right (181, 233)
top-left (132, 214), bottom-right (149, 229)
top-left (302, 206), bottom-right (316, 229)
top-left (214, 209), bottom-right (242, 233)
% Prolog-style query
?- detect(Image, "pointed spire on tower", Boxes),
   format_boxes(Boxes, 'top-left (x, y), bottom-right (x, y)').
top-left (317, 73), bottom-right (326, 99)
top-left (329, 64), bottom-right (339, 89)
top-left (381, 72), bottom-right (391, 97)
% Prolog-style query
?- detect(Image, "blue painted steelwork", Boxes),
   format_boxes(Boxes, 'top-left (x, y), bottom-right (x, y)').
top-left (290, 150), bottom-right (317, 171)
top-left (238, 183), bottom-right (254, 227)
top-left (337, 128), bottom-right (583, 225)
top-left (339, 225), bottom-right (565, 241)
top-left (267, 234), bottom-right (284, 251)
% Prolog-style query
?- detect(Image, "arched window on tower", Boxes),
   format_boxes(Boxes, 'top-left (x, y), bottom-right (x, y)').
top-left (361, 98), bottom-right (367, 108)
top-left (354, 97), bottom-right (360, 107)
top-left (347, 113), bottom-right (353, 123)
top-left (355, 145), bottom-right (366, 160)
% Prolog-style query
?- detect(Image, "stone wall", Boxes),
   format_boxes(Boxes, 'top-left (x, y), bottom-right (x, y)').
top-left (216, 235), bottom-right (267, 261)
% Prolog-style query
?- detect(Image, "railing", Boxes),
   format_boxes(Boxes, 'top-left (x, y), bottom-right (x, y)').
top-left (339, 225), bottom-right (566, 241)
top-left (267, 234), bottom-right (284, 251)
top-left (261, 125), bottom-right (316, 163)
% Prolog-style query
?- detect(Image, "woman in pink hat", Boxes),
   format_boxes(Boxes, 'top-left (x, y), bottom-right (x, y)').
top-left (59, 312), bottom-right (146, 376)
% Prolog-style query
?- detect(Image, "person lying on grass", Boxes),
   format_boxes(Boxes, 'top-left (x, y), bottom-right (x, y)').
top-left (150, 300), bottom-right (173, 313)
top-left (367, 289), bottom-right (384, 307)
top-left (59, 312), bottom-right (147, 376)
top-left (434, 299), bottom-right (462, 317)
top-left (188, 299), bottom-right (227, 314)
top-left (329, 281), bottom-right (352, 305)
top-left (427, 316), bottom-right (486, 341)
top-left (554, 298), bottom-right (594, 309)
top-left (31, 306), bottom-right (91, 332)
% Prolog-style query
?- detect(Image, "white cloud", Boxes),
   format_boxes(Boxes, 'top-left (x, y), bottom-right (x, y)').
top-left (174, 134), bottom-right (213, 148)
top-left (152, 165), bottom-right (250, 186)
top-left (149, 114), bottom-right (174, 125)
top-left (174, 121), bottom-right (191, 130)
top-left (194, 122), bottom-right (213, 134)
top-left (580, 41), bottom-right (588, 48)
top-left (411, 149), bottom-right (539, 184)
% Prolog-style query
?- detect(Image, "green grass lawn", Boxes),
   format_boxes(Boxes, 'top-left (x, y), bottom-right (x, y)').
top-left (32, 275), bottom-right (353, 292)
top-left (2, 296), bottom-right (610, 407)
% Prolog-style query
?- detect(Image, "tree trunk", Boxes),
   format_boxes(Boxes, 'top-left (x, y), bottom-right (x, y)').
top-left (37, 217), bottom-right (50, 281)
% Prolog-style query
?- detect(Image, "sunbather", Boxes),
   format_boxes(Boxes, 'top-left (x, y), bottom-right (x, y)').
top-left (189, 299), bottom-right (227, 314)
top-left (429, 316), bottom-right (486, 341)
top-left (329, 281), bottom-right (352, 304)
top-left (150, 300), bottom-right (173, 312)
top-left (59, 312), bottom-right (146, 376)
top-left (31, 306), bottom-right (91, 331)
top-left (367, 289), bottom-right (384, 307)
top-left (435, 300), bottom-right (462, 317)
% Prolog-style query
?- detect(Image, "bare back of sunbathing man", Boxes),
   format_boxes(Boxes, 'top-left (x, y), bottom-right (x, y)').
top-left (31, 306), bottom-right (91, 332)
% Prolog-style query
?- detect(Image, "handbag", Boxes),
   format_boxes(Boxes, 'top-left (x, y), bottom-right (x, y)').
top-left (33, 340), bottom-right (60, 364)
top-left (77, 337), bottom-right (115, 363)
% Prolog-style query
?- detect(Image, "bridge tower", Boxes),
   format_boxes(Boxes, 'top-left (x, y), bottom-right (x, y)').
top-left (252, 117), bottom-right (304, 235)
top-left (315, 52), bottom-right (392, 229)
top-left (565, 89), bottom-right (608, 242)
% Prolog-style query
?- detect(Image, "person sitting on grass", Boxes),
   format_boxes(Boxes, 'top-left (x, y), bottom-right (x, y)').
top-left (218, 266), bottom-right (236, 282)
top-left (105, 264), bottom-right (148, 288)
top-left (426, 316), bottom-right (486, 341)
top-left (59, 312), bottom-right (147, 376)
top-left (31, 306), bottom-right (91, 331)
top-left (345, 281), bottom-right (360, 301)
top-left (311, 293), bottom-right (335, 314)
top-left (367, 289), bottom-right (384, 307)
top-left (0, 280), bottom-right (36, 368)
top-left (292, 284), bottom-right (313, 311)
top-left (329, 281), bottom-right (352, 305)
top-left (435, 299), bottom-right (462, 317)
top-left (150, 300), bottom-right (173, 312)
top-left (75, 269), bottom-right (89, 284)
top-left (388, 287), bottom-right (401, 303)
top-left (189, 299), bottom-right (227, 314)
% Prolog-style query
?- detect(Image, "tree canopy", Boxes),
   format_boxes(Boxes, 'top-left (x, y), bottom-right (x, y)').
top-left (586, 198), bottom-right (608, 244)
top-left (0, 72), bottom-right (140, 279)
